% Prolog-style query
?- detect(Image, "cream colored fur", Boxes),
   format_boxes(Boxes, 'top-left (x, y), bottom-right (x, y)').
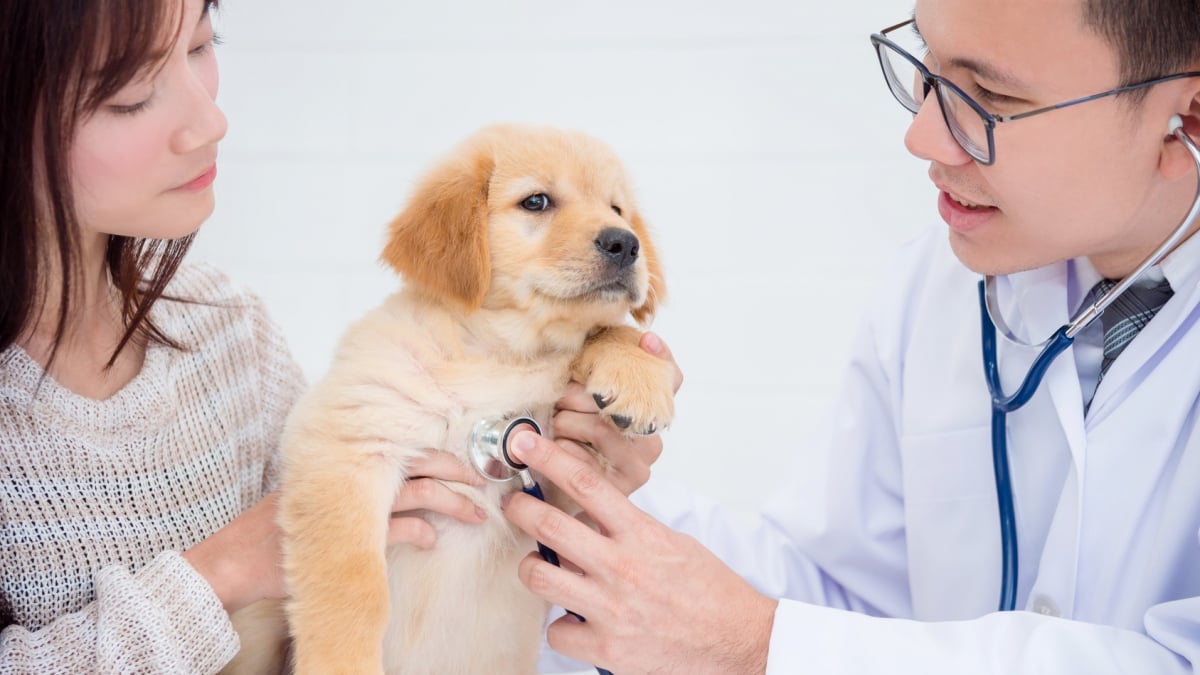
top-left (229, 124), bottom-right (674, 674)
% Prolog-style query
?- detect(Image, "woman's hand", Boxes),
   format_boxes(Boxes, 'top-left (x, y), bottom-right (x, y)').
top-left (385, 450), bottom-right (489, 549)
top-left (182, 490), bottom-right (286, 614)
top-left (502, 430), bottom-right (777, 675)
top-left (552, 332), bottom-right (683, 496)
top-left (184, 450), bottom-right (487, 614)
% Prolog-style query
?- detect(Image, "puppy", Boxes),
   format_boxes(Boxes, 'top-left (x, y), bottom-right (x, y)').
top-left (273, 124), bottom-right (675, 674)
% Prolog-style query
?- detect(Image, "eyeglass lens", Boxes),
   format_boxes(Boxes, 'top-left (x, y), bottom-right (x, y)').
top-left (875, 36), bottom-right (992, 162)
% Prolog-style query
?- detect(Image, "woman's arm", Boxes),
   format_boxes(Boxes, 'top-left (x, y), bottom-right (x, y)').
top-left (0, 552), bottom-right (240, 675)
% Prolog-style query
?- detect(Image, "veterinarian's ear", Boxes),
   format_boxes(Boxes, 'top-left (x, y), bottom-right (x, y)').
top-left (629, 210), bottom-right (665, 326)
top-left (381, 144), bottom-right (495, 310)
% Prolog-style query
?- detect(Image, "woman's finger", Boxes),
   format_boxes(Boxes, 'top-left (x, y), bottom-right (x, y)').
top-left (386, 516), bottom-right (437, 549)
top-left (391, 477), bottom-right (487, 524)
top-left (639, 331), bottom-right (683, 393)
top-left (555, 381), bottom-right (600, 414)
top-left (406, 450), bottom-right (486, 486)
top-left (553, 409), bottom-right (660, 494)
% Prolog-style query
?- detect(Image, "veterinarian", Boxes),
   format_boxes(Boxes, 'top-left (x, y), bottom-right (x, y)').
top-left (0, 2), bottom-right (491, 671)
top-left (504, 0), bottom-right (1200, 672)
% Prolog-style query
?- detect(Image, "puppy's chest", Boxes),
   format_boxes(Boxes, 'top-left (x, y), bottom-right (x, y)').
top-left (437, 356), bottom-right (572, 456)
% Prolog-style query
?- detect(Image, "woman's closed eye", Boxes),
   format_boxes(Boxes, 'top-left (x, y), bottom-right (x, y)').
top-left (108, 94), bottom-right (154, 116)
top-left (189, 31), bottom-right (223, 58)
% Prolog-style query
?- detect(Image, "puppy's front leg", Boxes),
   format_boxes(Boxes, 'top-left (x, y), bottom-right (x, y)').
top-left (571, 325), bottom-right (676, 436)
top-left (280, 450), bottom-right (399, 675)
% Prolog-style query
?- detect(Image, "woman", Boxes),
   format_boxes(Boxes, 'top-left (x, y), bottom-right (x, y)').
top-left (0, 1), bottom-right (488, 671)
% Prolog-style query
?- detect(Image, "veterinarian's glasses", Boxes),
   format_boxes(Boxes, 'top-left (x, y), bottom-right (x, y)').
top-left (870, 19), bottom-right (1200, 165)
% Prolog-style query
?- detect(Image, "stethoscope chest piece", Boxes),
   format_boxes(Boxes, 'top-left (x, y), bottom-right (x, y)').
top-left (468, 415), bottom-right (541, 482)
top-left (466, 413), bottom-right (609, 674)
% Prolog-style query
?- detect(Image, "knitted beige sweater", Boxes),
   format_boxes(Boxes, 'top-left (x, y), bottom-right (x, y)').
top-left (0, 263), bottom-right (306, 674)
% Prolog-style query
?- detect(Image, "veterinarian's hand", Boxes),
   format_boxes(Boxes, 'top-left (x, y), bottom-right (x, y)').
top-left (553, 332), bottom-right (683, 496)
top-left (502, 430), bottom-right (775, 675)
top-left (388, 450), bottom-right (490, 548)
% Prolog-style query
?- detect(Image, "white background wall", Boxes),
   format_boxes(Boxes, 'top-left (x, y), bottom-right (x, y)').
top-left (192, 0), bottom-right (935, 521)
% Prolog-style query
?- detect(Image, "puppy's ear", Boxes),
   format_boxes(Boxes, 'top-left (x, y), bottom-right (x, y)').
top-left (629, 210), bottom-right (665, 326)
top-left (381, 146), bottom-right (495, 310)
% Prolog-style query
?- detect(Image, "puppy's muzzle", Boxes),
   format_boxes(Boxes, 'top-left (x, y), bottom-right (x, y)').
top-left (595, 227), bottom-right (640, 269)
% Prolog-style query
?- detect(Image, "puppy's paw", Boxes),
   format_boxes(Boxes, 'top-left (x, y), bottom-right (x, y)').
top-left (585, 347), bottom-right (675, 436)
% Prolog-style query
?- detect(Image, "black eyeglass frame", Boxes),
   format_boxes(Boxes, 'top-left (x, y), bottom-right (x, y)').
top-left (870, 18), bottom-right (1200, 165)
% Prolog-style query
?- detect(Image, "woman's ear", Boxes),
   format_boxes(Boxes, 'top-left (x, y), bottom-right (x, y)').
top-left (381, 143), bottom-right (495, 310)
top-left (629, 210), bottom-right (666, 326)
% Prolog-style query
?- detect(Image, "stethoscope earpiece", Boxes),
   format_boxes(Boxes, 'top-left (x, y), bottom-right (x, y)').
top-left (1169, 114), bottom-right (1184, 134)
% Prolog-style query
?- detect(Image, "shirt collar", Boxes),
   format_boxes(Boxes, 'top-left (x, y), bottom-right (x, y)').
top-left (998, 228), bottom-right (1200, 340)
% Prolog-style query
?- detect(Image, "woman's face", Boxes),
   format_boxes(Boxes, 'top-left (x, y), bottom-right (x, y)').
top-left (70, 0), bottom-right (226, 243)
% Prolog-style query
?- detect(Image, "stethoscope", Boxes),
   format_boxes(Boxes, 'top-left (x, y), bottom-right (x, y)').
top-left (468, 416), bottom-right (615, 675)
top-left (981, 115), bottom-right (1200, 611)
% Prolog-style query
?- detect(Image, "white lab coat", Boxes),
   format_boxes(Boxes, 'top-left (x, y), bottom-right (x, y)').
top-left (623, 225), bottom-right (1200, 673)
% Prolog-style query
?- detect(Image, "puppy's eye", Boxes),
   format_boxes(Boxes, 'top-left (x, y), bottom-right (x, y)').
top-left (520, 194), bottom-right (552, 212)
top-left (611, 205), bottom-right (623, 217)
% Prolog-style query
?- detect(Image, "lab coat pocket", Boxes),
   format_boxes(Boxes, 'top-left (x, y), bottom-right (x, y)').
top-left (901, 425), bottom-right (998, 619)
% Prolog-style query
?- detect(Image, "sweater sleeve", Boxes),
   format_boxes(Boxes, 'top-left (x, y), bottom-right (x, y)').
top-left (0, 552), bottom-right (239, 675)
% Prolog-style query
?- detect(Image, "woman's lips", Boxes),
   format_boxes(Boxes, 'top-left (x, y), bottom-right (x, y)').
top-left (176, 164), bottom-right (217, 191)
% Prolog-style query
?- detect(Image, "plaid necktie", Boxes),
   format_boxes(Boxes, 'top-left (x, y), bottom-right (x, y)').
top-left (1086, 277), bottom-right (1174, 379)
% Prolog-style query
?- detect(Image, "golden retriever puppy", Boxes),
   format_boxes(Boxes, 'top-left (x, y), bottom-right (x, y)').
top-left (276, 124), bottom-right (675, 674)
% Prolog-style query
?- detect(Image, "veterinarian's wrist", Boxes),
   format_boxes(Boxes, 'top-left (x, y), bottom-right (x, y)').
top-left (717, 594), bottom-right (777, 675)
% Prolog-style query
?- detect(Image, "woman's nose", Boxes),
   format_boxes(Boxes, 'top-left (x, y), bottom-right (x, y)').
top-left (170, 65), bottom-right (227, 155)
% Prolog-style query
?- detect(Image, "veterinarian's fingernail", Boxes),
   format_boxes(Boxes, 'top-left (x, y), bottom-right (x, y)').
top-left (642, 332), bottom-right (663, 354)
top-left (511, 430), bottom-right (537, 460)
top-left (475, 506), bottom-right (488, 520)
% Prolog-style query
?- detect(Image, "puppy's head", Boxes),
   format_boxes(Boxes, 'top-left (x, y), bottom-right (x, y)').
top-left (381, 124), bottom-right (664, 328)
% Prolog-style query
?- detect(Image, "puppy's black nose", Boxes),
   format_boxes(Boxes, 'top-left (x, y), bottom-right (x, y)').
top-left (594, 228), bottom-right (640, 269)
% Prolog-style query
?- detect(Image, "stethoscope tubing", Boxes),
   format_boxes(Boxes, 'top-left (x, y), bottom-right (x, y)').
top-left (979, 285), bottom-right (1075, 611)
top-left (520, 474), bottom-right (614, 675)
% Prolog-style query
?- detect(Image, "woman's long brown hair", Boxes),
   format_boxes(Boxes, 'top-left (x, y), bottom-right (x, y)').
top-left (0, 0), bottom-right (216, 629)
